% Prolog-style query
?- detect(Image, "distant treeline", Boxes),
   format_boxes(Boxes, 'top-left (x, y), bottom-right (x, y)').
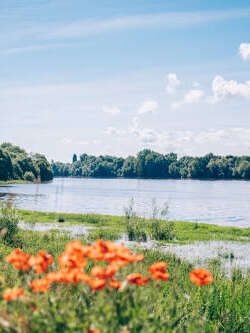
top-left (52, 149), bottom-right (250, 180)
top-left (0, 143), bottom-right (53, 182)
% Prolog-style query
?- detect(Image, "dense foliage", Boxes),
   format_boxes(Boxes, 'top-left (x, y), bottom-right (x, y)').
top-left (0, 143), bottom-right (53, 182)
top-left (52, 149), bottom-right (250, 180)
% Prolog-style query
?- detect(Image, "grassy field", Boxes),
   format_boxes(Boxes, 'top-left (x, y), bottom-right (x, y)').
top-left (0, 227), bottom-right (250, 333)
top-left (18, 209), bottom-right (250, 243)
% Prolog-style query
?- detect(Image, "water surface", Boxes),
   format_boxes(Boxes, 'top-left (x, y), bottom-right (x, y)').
top-left (0, 177), bottom-right (249, 228)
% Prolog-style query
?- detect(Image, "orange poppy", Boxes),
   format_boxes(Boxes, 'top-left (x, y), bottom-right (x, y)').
top-left (5, 248), bottom-right (32, 271)
top-left (150, 271), bottom-right (169, 281)
top-left (149, 261), bottom-right (167, 273)
top-left (149, 261), bottom-right (169, 281)
top-left (29, 279), bottom-right (50, 293)
top-left (190, 268), bottom-right (213, 286)
top-left (126, 273), bottom-right (149, 286)
top-left (109, 279), bottom-right (122, 289)
top-left (29, 250), bottom-right (53, 274)
top-left (88, 279), bottom-right (107, 290)
top-left (2, 288), bottom-right (24, 301)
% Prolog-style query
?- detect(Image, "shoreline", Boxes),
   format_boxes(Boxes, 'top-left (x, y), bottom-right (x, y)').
top-left (18, 209), bottom-right (250, 243)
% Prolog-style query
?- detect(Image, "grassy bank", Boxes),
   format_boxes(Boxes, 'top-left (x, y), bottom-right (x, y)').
top-left (18, 209), bottom-right (250, 243)
top-left (0, 180), bottom-right (32, 185)
top-left (0, 227), bottom-right (250, 332)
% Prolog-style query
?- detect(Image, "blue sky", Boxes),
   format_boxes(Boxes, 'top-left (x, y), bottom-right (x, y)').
top-left (0, 0), bottom-right (250, 161)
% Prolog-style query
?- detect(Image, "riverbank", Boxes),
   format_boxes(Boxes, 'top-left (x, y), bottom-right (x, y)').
top-left (0, 227), bottom-right (249, 332)
top-left (0, 180), bottom-right (32, 185)
top-left (18, 209), bottom-right (250, 243)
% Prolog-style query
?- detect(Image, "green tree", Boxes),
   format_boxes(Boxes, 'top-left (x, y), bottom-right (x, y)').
top-left (0, 148), bottom-right (13, 180)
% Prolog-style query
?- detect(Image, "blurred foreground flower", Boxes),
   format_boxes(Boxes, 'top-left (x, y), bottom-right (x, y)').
top-left (2, 288), bottom-right (24, 301)
top-left (190, 268), bottom-right (214, 286)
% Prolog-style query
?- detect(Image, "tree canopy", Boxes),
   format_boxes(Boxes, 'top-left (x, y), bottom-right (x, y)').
top-left (0, 143), bottom-right (53, 182)
top-left (52, 149), bottom-right (250, 180)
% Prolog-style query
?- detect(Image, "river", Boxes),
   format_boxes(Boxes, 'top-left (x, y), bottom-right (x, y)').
top-left (0, 177), bottom-right (249, 228)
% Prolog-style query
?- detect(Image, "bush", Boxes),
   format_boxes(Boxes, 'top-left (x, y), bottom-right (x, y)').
top-left (0, 203), bottom-right (19, 243)
top-left (23, 171), bottom-right (35, 182)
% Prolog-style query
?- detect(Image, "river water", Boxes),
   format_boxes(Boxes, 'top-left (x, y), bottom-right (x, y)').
top-left (0, 177), bottom-right (249, 228)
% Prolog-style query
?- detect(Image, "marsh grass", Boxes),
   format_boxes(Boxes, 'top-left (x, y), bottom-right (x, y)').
top-left (124, 199), bottom-right (176, 241)
top-left (0, 229), bottom-right (249, 332)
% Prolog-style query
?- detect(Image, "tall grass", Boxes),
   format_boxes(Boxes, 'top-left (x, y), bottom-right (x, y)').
top-left (124, 199), bottom-right (176, 242)
top-left (0, 203), bottom-right (19, 244)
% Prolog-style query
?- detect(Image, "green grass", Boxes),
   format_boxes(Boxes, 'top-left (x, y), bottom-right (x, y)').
top-left (18, 209), bottom-right (250, 243)
top-left (0, 228), bottom-right (249, 332)
top-left (0, 180), bottom-right (32, 185)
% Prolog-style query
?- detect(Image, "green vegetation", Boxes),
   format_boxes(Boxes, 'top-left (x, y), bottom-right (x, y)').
top-left (0, 180), bottom-right (32, 184)
top-left (0, 225), bottom-right (249, 332)
top-left (0, 203), bottom-right (19, 244)
top-left (52, 149), bottom-right (250, 179)
top-left (18, 209), bottom-right (250, 243)
top-left (0, 142), bottom-right (53, 183)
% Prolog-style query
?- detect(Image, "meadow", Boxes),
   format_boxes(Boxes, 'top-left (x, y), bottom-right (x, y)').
top-left (0, 205), bottom-right (249, 332)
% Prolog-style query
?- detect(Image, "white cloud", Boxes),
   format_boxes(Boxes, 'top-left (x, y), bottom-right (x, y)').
top-left (0, 44), bottom-right (65, 55)
top-left (131, 126), bottom-right (250, 155)
top-left (172, 89), bottom-right (205, 109)
top-left (137, 100), bottom-right (158, 115)
top-left (239, 43), bottom-right (250, 60)
top-left (46, 9), bottom-right (250, 40)
top-left (185, 89), bottom-right (205, 103)
top-left (77, 140), bottom-right (89, 145)
top-left (166, 73), bottom-right (180, 94)
top-left (210, 75), bottom-right (250, 103)
top-left (61, 137), bottom-right (72, 144)
top-left (192, 81), bottom-right (200, 88)
top-left (104, 127), bottom-right (126, 136)
top-left (102, 106), bottom-right (121, 115)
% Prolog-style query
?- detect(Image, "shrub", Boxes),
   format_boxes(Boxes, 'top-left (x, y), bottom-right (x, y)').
top-left (0, 203), bottom-right (19, 243)
top-left (23, 171), bottom-right (35, 182)
top-left (57, 217), bottom-right (65, 223)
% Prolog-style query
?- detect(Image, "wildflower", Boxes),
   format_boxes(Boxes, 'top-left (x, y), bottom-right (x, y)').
top-left (149, 261), bottom-right (169, 281)
top-left (2, 288), bottom-right (24, 301)
top-left (57, 242), bottom-right (87, 269)
top-left (190, 268), bottom-right (213, 286)
top-left (109, 279), bottom-right (122, 289)
top-left (91, 264), bottom-right (118, 280)
top-left (126, 273), bottom-right (149, 286)
top-left (29, 250), bottom-right (53, 274)
top-left (5, 248), bottom-right (32, 271)
top-left (88, 329), bottom-right (100, 333)
top-left (149, 261), bottom-right (167, 272)
top-left (91, 266), bottom-right (106, 279)
top-left (29, 279), bottom-right (50, 293)
top-left (88, 279), bottom-right (107, 290)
